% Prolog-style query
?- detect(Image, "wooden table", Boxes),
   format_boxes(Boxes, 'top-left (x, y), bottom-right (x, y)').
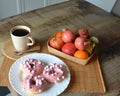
top-left (0, 0), bottom-right (120, 96)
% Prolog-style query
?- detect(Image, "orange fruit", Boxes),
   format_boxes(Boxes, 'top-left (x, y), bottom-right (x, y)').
top-left (74, 50), bottom-right (89, 59)
top-left (55, 32), bottom-right (63, 38)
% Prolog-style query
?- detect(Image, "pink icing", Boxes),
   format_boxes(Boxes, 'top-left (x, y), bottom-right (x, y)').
top-left (21, 58), bottom-right (44, 75)
top-left (23, 75), bottom-right (47, 93)
top-left (43, 63), bottom-right (65, 83)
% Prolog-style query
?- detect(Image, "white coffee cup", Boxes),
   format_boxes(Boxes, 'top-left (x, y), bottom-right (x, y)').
top-left (10, 25), bottom-right (35, 52)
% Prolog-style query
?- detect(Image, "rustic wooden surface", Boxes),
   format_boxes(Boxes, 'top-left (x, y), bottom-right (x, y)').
top-left (0, 0), bottom-right (120, 96)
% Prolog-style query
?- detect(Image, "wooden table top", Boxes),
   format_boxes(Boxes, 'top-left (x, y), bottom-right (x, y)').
top-left (0, 0), bottom-right (120, 96)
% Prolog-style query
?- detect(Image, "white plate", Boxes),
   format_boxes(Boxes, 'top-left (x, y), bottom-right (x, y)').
top-left (9, 53), bottom-right (71, 96)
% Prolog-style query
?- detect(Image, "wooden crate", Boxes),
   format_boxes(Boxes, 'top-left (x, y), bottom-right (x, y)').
top-left (47, 33), bottom-right (95, 65)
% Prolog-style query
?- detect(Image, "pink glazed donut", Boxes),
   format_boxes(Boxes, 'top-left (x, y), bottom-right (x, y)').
top-left (21, 58), bottom-right (44, 76)
top-left (43, 63), bottom-right (66, 83)
top-left (22, 75), bottom-right (47, 94)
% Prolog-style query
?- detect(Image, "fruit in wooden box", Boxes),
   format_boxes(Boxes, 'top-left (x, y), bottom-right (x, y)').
top-left (62, 29), bottom-right (75, 43)
top-left (78, 28), bottom-right (89, 39)
top-left (62, 42), bottom-right (76, 56)
top-left (49, 37), bottom-right (64, 50)
top-left (48, 28), bottom-right (98, 65)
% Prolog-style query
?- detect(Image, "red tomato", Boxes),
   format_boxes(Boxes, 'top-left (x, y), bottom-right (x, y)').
top-left (62, 29), bottom-right (75, 43)
top-left (49, 37), bottom-right (64, 50)
top-left (74, 37), bottom-right (86, 50)
top-left (62, 43), bottom-right (76, 55)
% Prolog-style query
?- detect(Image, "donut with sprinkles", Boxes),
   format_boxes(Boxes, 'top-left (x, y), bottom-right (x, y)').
top-left (43, 63), bottom-right (66, 83)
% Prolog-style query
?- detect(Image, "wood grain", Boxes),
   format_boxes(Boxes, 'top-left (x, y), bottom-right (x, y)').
top-left (62, 53), bottom-right (106, 93)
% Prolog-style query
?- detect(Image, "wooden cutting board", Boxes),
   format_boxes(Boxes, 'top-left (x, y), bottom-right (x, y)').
top-left (64, 54), bottom-right (106, 93)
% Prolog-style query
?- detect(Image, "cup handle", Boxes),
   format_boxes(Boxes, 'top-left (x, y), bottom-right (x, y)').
top-left (27, 37), bottom-right (35, 46)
